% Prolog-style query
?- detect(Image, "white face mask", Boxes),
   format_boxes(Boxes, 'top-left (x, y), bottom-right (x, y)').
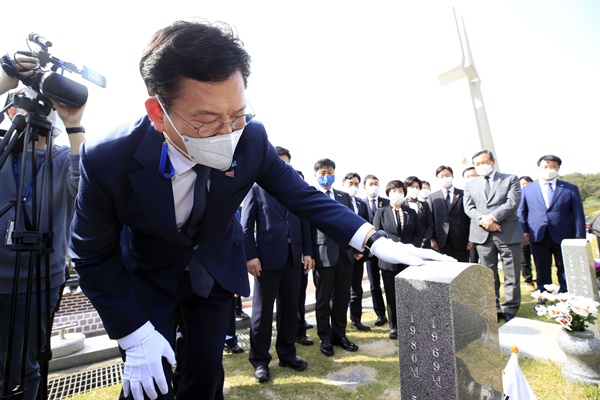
top-left (475, 163), bottom-right (493, 177)
top-left (539, 168), bottom-right (558, 180)
top-left (438, 177), bottom-right (453, 189)
top-left (464, 176), bottom-right (477, 183)
top-left (365, 185), bottom-right (380, 198)
top-left (418, 189), bottom-right (430, 200)
top-left (158, 99), bottom-right (243, 171)
top-left (343, 186), bottom-right (359, 198)
top-left (406, 187), bottom-right (420, 199)
top-left (389, 192), bottom-right (405, 206)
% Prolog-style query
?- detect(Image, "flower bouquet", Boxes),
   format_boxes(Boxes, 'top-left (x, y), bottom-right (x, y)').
top-left (532, 284), bottom-right (600, 331)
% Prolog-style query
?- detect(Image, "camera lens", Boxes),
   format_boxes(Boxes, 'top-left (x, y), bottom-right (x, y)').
top-left (40, 72), bottom-right (88, 108)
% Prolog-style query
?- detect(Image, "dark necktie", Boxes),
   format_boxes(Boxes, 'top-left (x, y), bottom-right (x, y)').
top-left (185, 164), bottom-right (213, 297)
top-left (371, 199), bottom-right (377, 214)
top-left (326, 190), bottom-right (331, 199)
top-left (446, 190), bottom-right (452, 207)
top-left (546, 182), bottom-right (554, 208)
top-left (484, 176), bottom-right (491, 198)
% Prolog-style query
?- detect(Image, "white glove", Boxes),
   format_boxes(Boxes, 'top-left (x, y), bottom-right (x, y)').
top-left (370, 237), bottom-right (457, 265)
top-left (119, 325), bottom-right (176, 400)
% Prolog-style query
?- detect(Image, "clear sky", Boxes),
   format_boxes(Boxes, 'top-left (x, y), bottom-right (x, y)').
top-left (1, 0), bottom-right (598, 196)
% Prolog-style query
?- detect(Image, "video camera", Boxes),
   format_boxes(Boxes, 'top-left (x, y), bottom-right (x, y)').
top-left (1, 33), bottom-right (106, 109)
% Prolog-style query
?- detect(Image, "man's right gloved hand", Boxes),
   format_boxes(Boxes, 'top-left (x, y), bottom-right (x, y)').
top-left (118, 323), bottom-right (176, 400)
top-left (370, 237), bottom-right (457, 266)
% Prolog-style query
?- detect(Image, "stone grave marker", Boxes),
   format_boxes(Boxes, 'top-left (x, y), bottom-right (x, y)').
top-left (562, 239), bottom-right (600, 338)
top-left (396, 262), bottom-right (503, 399)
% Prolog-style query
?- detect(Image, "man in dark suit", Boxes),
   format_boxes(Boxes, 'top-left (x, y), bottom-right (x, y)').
top-left (68, 20), bottom-right (452, 400)
top-left (518, 155), bottom-right (586, 293)
top-left (311, 159), bottom-right (359, 356)
top-left (464, 150), bottom-right (523, 322)
top-left (428, 165), bottom-right (471, 262)
top-left (341, 172), bottom-right (370, 332)
top-left (361, 174), bottom-right (390, 327)
top-left (240, 146), bottom-right (313, 383)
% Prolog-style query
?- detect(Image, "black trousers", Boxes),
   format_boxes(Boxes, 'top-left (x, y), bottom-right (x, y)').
top-left (531, 233), bottom-right (567, 292)
top-left (349, 258), bottom-right (365, 323)
top-left (439, 235), bottom-right (470, 263)
top-left (296, 265), bottom-right (309, 337)
top-left (381, 267), bottom-right (407, 331)
top-left (365, 256), bottom-right (386, 320)
top-left (133, 272), bottom-right (232, 400)
top-left (249, 251), bottom-right (300, 368)
top-left (521, 243), bottom-right (534, 284)
top-left (313, 253), bottom-right (353, 341)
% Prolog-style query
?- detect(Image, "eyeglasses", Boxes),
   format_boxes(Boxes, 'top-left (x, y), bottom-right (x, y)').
top-left (170, 105), bottom-right (255, 137)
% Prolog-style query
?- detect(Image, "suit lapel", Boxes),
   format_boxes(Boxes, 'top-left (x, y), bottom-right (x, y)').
top-left (129, 130), bottom-right (188, 245)
top-left (487, 173), bottom-right (502, 203)
top-left (549, 180), bottom-right (565, 209)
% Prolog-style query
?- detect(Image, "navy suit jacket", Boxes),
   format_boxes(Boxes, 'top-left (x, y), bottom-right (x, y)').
top-left (518, 179), bottom-right (586, 243)
top-left (372, 204), bottom-right (423, 272)
top-left (428, 188), bottom-right (470, 249)
top-left (69, 116), bottom-right (366, 339)
top-left (240, 183), bottom-right (312, 270)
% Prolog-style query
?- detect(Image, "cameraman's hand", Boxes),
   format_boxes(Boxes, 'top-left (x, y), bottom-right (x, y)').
top-left (52, 100), bottom-right (86, 128)
top-left (0, 55), bottom-right (37, 95)
top-left (370, 238), bottom-right (457, 266)
top-left (119, 326), bottom-right (176, 400)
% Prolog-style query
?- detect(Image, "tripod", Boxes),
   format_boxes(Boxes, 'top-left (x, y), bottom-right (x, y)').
top-left (0, 93), bottom-right (58, 400)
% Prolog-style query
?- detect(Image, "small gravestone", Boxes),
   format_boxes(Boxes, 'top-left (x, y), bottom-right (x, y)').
top-left (562, 239), bottom-right (600, 339)
top-left (396, 262), bottom-right (504, 399)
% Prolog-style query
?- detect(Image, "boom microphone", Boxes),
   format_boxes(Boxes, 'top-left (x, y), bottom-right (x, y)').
top-left (28, 33), bottom-right (52, 48)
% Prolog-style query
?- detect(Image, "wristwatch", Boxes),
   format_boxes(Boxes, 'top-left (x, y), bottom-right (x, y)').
top-left (66, 126), bottom-right (85, 134)
top-left (365, 230), bottom-right (389, 250)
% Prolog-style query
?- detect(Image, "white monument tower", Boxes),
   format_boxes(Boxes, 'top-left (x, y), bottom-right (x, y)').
top-left (439, 8), bottom-right (500, 171)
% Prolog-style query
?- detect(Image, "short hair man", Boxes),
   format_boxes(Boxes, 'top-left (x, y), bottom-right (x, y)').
top-left (517, 155), bottom-right (586, 292)
top-left (69, 20), bottom-right (451, 400)
top-left (240, 146), bottom-right (313, 383)
top-left (341, 172), bottom-right (371, 332)
top-left (428, 165), bottom-right (471, 262)
top-left (361, 174), bottom-right (390, 327)
top-left (464, 150), bottom-right (523, 322)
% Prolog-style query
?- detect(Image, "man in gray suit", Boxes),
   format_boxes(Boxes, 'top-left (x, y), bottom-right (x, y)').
top-left (464, 150), bottom-right (523, 322)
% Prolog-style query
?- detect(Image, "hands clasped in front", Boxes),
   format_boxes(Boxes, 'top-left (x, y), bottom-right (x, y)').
top-left (122, 329), bottom-right (176, 400)
top-left (370, 237), bottom-right (457, 266)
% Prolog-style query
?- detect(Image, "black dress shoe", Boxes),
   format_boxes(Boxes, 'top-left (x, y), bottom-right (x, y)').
top-left (374, 317), bottom-right (387, 327)
top-left (236, 310), bottom-right (250, 321)
top-left (320, 339), bottom-right (334, 356)
top-left (296, 335), bottom-right (314, 346)
top-left (279, 356), bottom-right (308, 371)
top-left (504, 313), bottom-right (516, 322)
top-left (497, 312), bottom-right (504, 322)
top-left (351, 321), bottom-right (371, 332)
top-left (224, 343), bottom-right (244, 354)
top-left (389, 330), bottom-right (398, 340)
top-left (254, 365), bottom-right (270, 383)
top-left (332, 337), bottom-right (359, 352)
top-left (304, 322), bottom-right (314, 329)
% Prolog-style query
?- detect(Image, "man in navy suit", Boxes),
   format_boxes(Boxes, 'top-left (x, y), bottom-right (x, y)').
top-left (69, 20), bottom-right (453, 400)
top-left (341, 173), bottom-right (371, 331)
top-left (240, 146), bottom-right (313, 383)
top-left (428, 165), bottom-right (471, 262)
top-left (361, 175), bottom-right (390, 327)
top-left (518, 155), bottom-right (586, 293)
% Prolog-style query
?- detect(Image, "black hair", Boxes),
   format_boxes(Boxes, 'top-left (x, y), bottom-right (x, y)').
top-left (435, 165), bottom-right (454, 176)
top-left (385, 180), bottom-right (405, 196)
top-left (404, 176), bottom-right (422, 190)
top-left (139, 19), bottom-right (251, 110)
top-left (314, 158), bottom-right (336, 172)
top-left (537, 154), bottom-right (562, 167)
top-left (275, 146), bottom-right (291, 160)
top-left (344, 172), bottom-right (361, 182)
top-left (472, 150), bottom-right (495, 162)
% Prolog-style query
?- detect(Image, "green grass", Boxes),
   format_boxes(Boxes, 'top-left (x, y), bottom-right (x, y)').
top-left (66, 239), bottom-right (600, 399)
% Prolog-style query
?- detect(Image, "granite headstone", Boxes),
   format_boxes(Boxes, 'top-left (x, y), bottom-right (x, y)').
top-left (562, 239), bottom-right (600, 338)
top-left (396, 262), bottom-right (503, 399)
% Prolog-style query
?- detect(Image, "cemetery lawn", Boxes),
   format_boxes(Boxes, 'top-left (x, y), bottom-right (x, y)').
top-left (66, 240), bottom-right (600, 399)
top-left (69, 289), bottom-right (600, 400)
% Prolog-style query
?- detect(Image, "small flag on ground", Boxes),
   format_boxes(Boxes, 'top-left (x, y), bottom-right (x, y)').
top-left (502, 346), bottom-right (537, 400)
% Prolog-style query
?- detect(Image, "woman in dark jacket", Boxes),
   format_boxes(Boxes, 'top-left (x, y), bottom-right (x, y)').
top-left (373, 180), bottom-right (424, 340)
top-left (403, 176), bottom-right (433, 248)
